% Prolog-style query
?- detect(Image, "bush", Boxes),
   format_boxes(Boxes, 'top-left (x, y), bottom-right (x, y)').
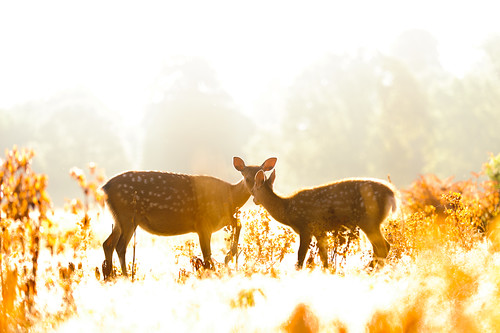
top-left (238, 207), bottom-right (296, 275)
top-left (0, 146), bottom-right (52, 331)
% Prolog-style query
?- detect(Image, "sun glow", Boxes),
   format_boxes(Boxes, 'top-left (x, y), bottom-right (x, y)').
top-left (1, 0), bottom-right (498, 118)
top-left (2, 3), bottom-right (500, 332)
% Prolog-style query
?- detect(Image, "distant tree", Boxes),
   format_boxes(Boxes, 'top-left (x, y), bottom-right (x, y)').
top-left (251, 49), bottom-right (435, 191)
top-left (1, 89), bottom-right (128, 205)
top-left (372, 56), bottom-right (432, 185)
top-left (406, 33), bottom-right (500, 180)
top-left (142, 57), bottom-right (254, 180)
top-left (431, 64), bottom-right (500, 177)
top-left (253, 52), bottom-right (384, 192)
top-left (252, 30), bottom-right (500, 192)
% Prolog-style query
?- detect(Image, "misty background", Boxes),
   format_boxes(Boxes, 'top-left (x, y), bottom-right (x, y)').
top-left (1, 1), bottom-right (500, 206)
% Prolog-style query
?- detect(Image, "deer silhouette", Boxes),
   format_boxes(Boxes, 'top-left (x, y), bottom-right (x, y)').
top-left (234, 157), bottom-right (398, 269)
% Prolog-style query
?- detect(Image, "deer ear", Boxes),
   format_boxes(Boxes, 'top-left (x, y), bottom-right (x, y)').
top-left (255, 170), bottom-right (265, 188)
top-left (261, 157), bottom-right (277, 171)
top-left (268, 169), bottom-right (276, 185)
top-left (233, 157), bottom-right (246, 171)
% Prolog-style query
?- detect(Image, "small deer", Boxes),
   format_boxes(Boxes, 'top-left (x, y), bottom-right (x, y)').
top-left (101, 158), bottom-right (277, 279)
top-left (234, 157), bottom-right (398, 269)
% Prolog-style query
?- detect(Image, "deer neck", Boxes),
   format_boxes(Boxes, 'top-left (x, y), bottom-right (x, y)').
top-left (256, 185), bottom-right (288, 225)
top-left (231, 179), bottom-right (251, 209)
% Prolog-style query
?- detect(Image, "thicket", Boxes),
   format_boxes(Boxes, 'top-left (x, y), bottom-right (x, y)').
top-left (0, 147), bottom-right (52, 330)
top-left (386, 155), bottom-right (500, 258)
top-left (1, 146), bottom-right (500, 332)
top-left (0, 147), bottom-right (107, 331)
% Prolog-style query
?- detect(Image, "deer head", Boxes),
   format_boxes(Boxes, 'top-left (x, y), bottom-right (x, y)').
top-left (233, 157), bottom-right (277, 194)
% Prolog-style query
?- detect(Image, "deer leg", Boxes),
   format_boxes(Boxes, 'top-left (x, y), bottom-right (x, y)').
top-left (102, 224), bottom-right (121, 279)
top-left (225, 218), bottom-right (241, 264)
top-left (115, 222), bottom-right (137, 277)
top-left (197, 230), bottom-right (214, 269)
top-left (361, 222), bottom-right (390, 268)
top-left (369, 229), bottom-right (389, 259)
top-left (296, 232), bottom-right (312, 269)
top-left (316, 233), bottom-right (329, 269)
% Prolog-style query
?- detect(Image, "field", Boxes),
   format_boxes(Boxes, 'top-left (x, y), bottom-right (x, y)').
top-left (2, 148), bottom-right (500, 332)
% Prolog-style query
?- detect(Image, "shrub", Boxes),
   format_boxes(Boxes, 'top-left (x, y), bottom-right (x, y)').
top-left (237, 207), bottom-right (296, 275)
top-left (67, 162), bottom-right (106, 215)
top-left (0, 146), bottom-right (52, 331)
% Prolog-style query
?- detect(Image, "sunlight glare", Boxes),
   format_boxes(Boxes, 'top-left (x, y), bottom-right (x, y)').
top-left (1, 0), bottom-right (497, 118)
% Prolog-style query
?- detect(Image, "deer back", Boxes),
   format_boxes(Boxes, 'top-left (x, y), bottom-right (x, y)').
top-left (285, 178), bottom-right (397, 227)
top-left (102, 171), bottom-right (245, 235)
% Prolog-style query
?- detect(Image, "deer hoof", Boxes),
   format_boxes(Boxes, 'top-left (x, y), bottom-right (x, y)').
top-left (203, 259), bottom-right (215, 270)
top-left (102, 260), bottom-right (111, 280)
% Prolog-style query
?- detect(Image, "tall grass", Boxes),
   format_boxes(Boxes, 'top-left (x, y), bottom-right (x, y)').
top-left (1, 146), bottom-right (500, 332)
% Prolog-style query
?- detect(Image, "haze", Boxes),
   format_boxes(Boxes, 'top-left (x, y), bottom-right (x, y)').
top-left (1, 0), bottom-right (500, 205)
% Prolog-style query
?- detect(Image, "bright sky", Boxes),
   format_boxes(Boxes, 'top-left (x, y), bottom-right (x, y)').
top-left (1, 0), bottom-right (499, 119)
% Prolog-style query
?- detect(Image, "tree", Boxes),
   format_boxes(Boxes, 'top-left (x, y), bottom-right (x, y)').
top-left (419, 34), bottom-right (500, 179)
top-left (372, 55), bottom-right (432, 185)
top-left (142, 57), bottom-right (254, 181)
top-left (251, 48), bottom-right (435, 191)
top-left (1, 89), bottom-right (128, 205)
top-left (250, 52), bottom-right (385, 191)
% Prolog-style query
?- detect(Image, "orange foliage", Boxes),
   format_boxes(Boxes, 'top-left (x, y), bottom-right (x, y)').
top-left (67, 162), bottom-right (106, 214)
top-left (0, 146), bottom-right (52, 331)
top-left (237, 207), bottom-right (296, 274)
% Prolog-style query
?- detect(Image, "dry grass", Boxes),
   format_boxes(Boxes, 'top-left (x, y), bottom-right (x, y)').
top-left (2, 147), bottom-right (500, 332)
top-left (20, 207), bottom-right (500, 333)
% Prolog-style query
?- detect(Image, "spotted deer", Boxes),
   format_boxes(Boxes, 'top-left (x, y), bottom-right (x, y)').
top-left (234, 157), bottom-right (398, 269)
top-left (101, 158), bottom-right (277, 279)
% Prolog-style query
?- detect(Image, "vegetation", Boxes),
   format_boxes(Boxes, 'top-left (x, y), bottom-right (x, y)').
top-left (1, 146), bottom-right (500, 332)
top-left (0, 147), bottom-right (52, 331)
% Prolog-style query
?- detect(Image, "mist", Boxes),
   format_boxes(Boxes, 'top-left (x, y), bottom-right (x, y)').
top-left (1, 2), bottom-right (500, 206)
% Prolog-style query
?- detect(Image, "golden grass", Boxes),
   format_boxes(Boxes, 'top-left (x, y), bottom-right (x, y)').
top-left (12, 207), bottom-right (496, 333)
top-left (2, 147), bottom-right (500, 332)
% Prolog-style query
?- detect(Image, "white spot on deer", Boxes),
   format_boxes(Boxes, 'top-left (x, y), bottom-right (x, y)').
top-left (137, 175), bottom-right (142, 182)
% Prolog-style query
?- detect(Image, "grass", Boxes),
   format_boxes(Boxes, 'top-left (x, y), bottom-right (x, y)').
top-left (19, 207), bottom-right (500, 333)
top-left (2, 147), bottom-right (500, 332)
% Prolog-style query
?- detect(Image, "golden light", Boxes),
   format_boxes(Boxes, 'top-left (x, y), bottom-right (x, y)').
top-left (2, 2), bottom-right (500, 332)
top-left (1, 0), bottom-right (497, 117)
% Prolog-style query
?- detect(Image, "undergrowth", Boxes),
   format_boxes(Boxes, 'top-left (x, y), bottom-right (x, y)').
top-left (1, 146), bottom-right (500, 332)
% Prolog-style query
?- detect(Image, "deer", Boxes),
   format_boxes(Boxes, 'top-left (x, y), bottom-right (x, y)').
top-left (101, 157), bottom-right (277, 279)
top-left (233, 157), bottom-right (398, 269)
